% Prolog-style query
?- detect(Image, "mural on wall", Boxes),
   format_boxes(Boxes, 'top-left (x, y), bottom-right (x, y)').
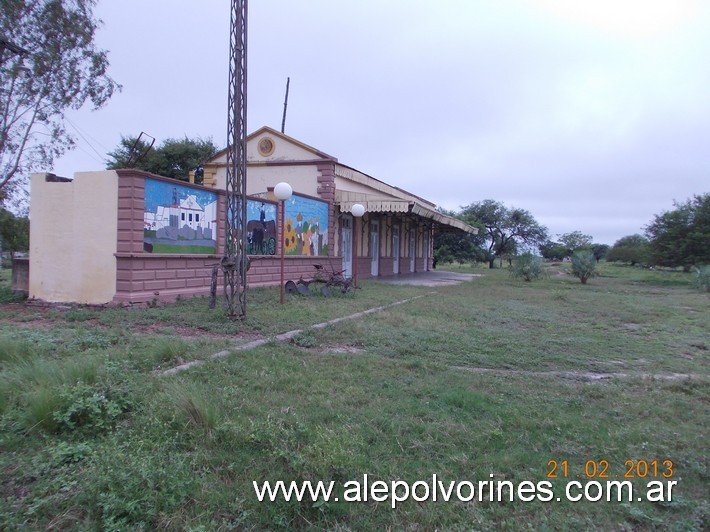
top-left (246, 199), bottom-right (277, 255)
top-left (143, 178), bottom-right (218, 254)
top-left (283, 194), bottom-right (329, 256)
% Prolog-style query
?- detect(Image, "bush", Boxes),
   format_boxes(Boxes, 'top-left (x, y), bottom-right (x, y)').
top-left (571, 250), bottom-right (598, 284)
top-left (509, 252), bottom-right (546, 282)
top-left (695, 265), bottom-right (710, 293)
top-left (53, 382), bottom-right (132, 435)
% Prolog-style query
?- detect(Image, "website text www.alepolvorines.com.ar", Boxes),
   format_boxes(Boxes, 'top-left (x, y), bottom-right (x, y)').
top-left (253, 474), bottom-right (677, 509)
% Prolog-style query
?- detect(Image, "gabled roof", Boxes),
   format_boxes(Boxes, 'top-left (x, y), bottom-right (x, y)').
top-left (207, 126), bottom-right (338, 163)
top-left (206, 126), bottom-right (477, 234)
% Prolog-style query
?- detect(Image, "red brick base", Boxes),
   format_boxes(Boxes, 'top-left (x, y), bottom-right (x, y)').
top-left (113, 254), bottom-right (347, 304)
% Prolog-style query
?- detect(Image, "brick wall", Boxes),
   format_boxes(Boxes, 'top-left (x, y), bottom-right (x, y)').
top-left (112, 170), bottom-right (341, 305)
top-left (316, 162), bottom-right (336, 259)
top-left (114, 254), bottom-right (219, 303)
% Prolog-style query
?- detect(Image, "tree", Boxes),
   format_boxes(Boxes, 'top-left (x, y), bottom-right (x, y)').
top-left (590, 243), bottom-right (610, 263)
top-left (461, 200), bottom-right (548, 269)
top-left (570, 250), bottom-right (597, 284)
top-left (0, 208), bottom-right (29, 258)
top-left (539, 240), bottom-right (569, 261)
top-left (606, 234), bottom-right (649, 266)
top-left (0, 0), bottom-right (120, 203)
top-left (434, 231), bottom-right (483, 265)
top-left (645, 193), bottom-right (710, 271)
top-left (558, 231), bottom-right (593, 254)
top-left (433, 208), bottom-right (487, 265)
top-left (106, 135), bottom-right (218, 182)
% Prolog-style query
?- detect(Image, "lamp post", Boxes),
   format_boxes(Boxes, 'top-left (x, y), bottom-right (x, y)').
top-left (274, 182), bottom-right (293, 304)
top-left (351, 203), bottom-right (365, 289)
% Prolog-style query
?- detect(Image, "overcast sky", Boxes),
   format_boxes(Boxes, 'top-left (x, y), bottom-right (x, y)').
top-left (52, 0), bottom-right (710, 245)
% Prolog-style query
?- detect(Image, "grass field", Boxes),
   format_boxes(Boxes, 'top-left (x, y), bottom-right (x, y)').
top-left (0, 263), bottom-right (707, 530)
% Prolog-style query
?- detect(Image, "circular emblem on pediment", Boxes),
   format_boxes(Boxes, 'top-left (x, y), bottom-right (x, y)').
top-left (257, 137), bottom-right (275, 157)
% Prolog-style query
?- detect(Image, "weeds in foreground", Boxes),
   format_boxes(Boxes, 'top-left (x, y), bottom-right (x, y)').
top-left (0, 264), bottom-right (707, 529)
top-left (162, 381), bottom-right (220, 433)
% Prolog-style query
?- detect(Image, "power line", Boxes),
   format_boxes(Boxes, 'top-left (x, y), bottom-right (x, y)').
top-left (64, 116), bottom-right (110, 163)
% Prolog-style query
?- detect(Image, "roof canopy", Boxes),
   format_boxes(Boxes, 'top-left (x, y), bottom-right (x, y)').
top-left (336, 191), bottom-right (477, 234)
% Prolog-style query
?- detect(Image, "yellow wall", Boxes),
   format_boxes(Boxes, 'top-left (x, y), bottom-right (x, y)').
top-left (29, 171), bottom-right (119, 304)
top-left (248, 164), bottom-right (319, 197)
top-left (209, 132), bottom-right (324, 197)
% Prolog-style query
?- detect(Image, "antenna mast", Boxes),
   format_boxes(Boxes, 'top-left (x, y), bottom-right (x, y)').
top-left (223, 0), bottom-right (249, 318)
top-left (281, 77), bottom-right (290, 133)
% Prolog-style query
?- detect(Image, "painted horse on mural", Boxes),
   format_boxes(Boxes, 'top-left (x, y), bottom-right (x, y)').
top-left (247, 219), bottom-right (277, 255)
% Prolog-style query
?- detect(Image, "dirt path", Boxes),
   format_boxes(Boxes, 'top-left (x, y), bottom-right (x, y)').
top-left (159, 294), bottom-right (428, 375)
top-left (451, 366), bottom-right (708, 382)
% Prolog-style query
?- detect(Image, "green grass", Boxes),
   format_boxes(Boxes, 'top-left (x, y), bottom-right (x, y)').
top-left (0, 262), bottom-right (707, 529)
top-left (150, 243), bottom-right (216, 254)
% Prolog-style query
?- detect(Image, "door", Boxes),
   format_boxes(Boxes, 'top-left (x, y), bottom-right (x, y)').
top-left (341, 215), bottom-right (353, 277)
top-left (409, 230), bottom-right (416, 272)
top-left (370, 220), bottom-right (379, 277)
top-left (422, 231), bottom-right (430, 271)
top-left (392, 225), bottom-right (400, 274)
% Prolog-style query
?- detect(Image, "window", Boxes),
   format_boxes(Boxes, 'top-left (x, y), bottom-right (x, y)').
top-left (195, 214), bottom-right (200, 222)
top-left (189, 213), bottom-right (193, 222)
top-left (181, 213), bottom-right (185, 221)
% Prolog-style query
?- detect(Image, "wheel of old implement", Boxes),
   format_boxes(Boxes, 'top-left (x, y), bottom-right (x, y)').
top-left (285, 280), bottom-right (298, 294)
top-left (297, 283), bottom-right (311, 296)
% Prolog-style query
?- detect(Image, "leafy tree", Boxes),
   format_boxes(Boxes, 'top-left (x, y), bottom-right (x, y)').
top-left (645, 193), bottom-right (710, 271)
top-left (539, 240), bottom-right (568, 261)
top-left (0, 0), bottom-right (120, 202)
top-left (606, 234), bottom-right (649, 266)
top-left (0, 208), bottom-right (29, 258)
top-left (570, 250), bottom-right (597, 284)
top-left (590, 243), bottom-right (610, 263)
top-left (434, 231), bottom-right (484, 265)
top-left (433, 208), bottom-right (487, 265)
top-left (461, 200), bottom-right (548, 269)
top-left (106, 135), bottom-right (218, 182)
top-left (558, 231), bottom-right (593, 254)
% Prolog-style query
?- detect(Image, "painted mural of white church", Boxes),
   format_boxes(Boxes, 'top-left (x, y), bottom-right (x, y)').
top-left (144, 194), bottom-right (218, 234)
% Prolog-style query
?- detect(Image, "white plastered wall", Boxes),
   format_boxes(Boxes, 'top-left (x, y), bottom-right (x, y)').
top-left (29, 171), bottom-right (119, 304)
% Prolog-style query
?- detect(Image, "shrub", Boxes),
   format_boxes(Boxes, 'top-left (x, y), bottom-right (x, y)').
top-left (53, 382), bottom-right (132, 435)
top-left (509, 252), bottom-right (546, 282)
top-left (571, 250), bottom-right (598, 284)
top-left (695, 265), bottom-right (710, 293)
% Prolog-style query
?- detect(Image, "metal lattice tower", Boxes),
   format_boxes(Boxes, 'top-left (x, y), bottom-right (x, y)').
top-left (223, 0), bottom-right (249, 318)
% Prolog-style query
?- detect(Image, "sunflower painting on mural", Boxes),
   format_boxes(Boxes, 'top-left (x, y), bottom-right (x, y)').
top-left (283, 195), bottom-right (329, 256)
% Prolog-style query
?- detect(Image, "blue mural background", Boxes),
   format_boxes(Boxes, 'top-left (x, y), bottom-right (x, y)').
top-left (246, 199), bottom-right (278, 255)
top-left (143, 178), bottom-right (217, 254)
top-left (283, 194), bottom-right (329, 256)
